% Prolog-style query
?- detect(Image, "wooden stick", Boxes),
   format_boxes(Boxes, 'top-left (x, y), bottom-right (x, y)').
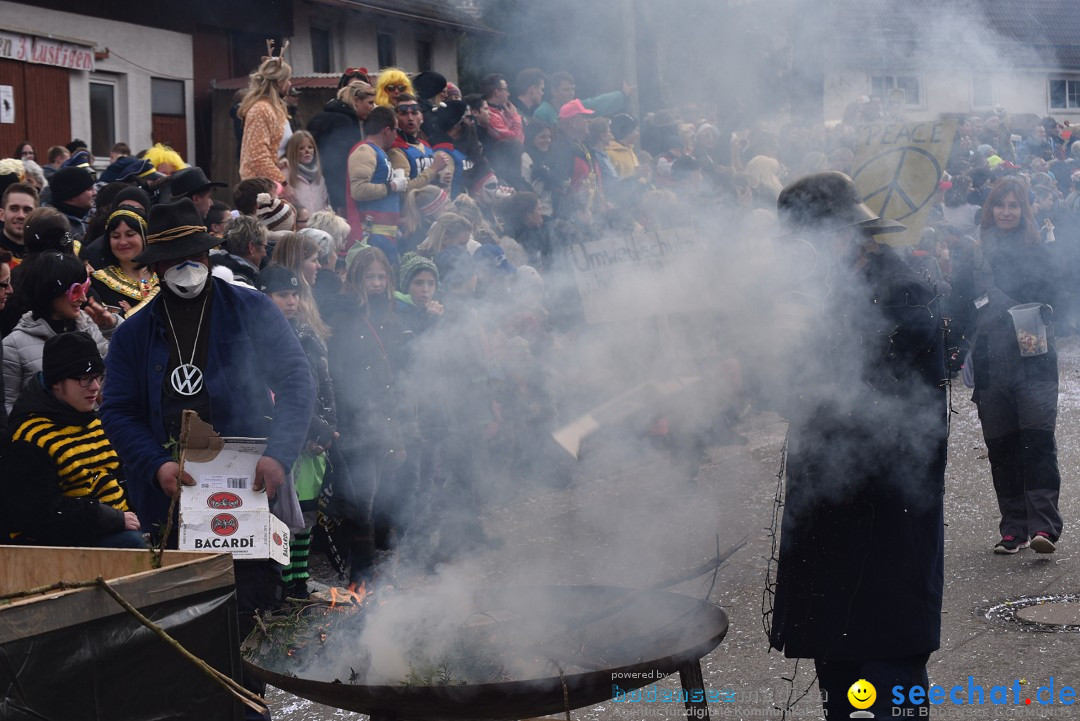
top-left (94, 576), bottom-right (268, 715)
top-left (0, 578), bottom-right (100, 603)
top-left (154, 410), bottom-right (195, 568)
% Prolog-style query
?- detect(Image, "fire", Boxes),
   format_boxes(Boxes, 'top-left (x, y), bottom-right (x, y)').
top-left (329, 581), bottom-right (368, 610)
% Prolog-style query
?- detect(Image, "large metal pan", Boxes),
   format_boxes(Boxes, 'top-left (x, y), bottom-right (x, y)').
top-left (245, 585), bottom-right (728, 720)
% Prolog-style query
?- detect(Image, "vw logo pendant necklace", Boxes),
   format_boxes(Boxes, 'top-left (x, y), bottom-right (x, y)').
top-left (163, 292), bottom-right (210, 397)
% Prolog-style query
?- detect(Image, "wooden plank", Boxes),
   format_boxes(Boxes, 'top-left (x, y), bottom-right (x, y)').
top-left (0, 545), bottom-right (211, 595)
top-left (0, 549), bottom-right (235, 644)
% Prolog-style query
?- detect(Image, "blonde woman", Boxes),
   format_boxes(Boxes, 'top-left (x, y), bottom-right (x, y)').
top-left (239, 42), bottom-right (292, 185)
top-left (374, 67), bottom-right (413, 108)
top-left (285, 130), bottom-right (330, 215)
top-left (270, 232), bottom-right (331, 341)
top-left (416, 212), bottom-right (472, 258)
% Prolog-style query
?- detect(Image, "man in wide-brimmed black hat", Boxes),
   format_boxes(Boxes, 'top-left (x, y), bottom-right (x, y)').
top-left (167, 166), bottom-right (227, 221)
top-left (99, 197), bottom-right (314, 710)
top-left (767, 172), bottom-right (947, 720)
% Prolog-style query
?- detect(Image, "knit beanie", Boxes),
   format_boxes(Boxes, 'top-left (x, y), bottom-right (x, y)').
top-left (112, 185), bottom-right (153, 212)
top-left (398, 251), bottom-right (439, 290)
top-left (256, 192), bottom-right (296, 232)
top-left (49, 167), bottom-right (95, 203)
top-left (43, 331), bottom-right (105, 386)
top-left (411, 71), bottom-right (447, 101)
top-left (415, 185), bottom-right (450, 219)
top-left (610, 113), bottom-right (638, 142)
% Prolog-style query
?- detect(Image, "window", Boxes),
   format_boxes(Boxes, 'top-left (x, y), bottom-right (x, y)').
top-left (377, 32), bottom-right (395, 69)
top-left (870, 74), bottom-right (920, 106)
top-left (89, 80), bottom-right (116, 158)
top-left (151, 78), bottom-right (185, 116)
top-left (1050, 79), bottom-right (1080, 109)
top-left (972, 77), bottom-right (993, 108)
top-left (311, 26), bottom-right (332, 74)
top-left (416, 38), bottom-right (433, 73)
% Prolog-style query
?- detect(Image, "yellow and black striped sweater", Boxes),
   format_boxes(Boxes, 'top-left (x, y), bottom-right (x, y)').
top-left (2, 382), bottom-right (130, 545)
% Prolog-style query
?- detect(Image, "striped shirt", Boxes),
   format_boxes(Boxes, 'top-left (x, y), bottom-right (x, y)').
top-left (12, 416), bottom-right (130, 511)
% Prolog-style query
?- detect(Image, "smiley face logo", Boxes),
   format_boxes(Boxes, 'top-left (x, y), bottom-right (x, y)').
top-left (847, 679), bottom-right (876, 710)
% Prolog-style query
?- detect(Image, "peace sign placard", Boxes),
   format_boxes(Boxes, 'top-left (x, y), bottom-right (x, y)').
top-left (852, 119), bottom-right (957, 246)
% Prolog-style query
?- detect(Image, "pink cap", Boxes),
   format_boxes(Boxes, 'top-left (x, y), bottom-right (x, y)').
top-left (558, 98), bottom-right (594, 120)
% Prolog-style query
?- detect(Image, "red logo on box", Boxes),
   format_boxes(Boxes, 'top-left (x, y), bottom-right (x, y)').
top-left (210, 513), bottom-right (239, 536)
top-left (206, 491), bottom-right (242, 510)
top-left (272, 532), bottom-right (282, 546)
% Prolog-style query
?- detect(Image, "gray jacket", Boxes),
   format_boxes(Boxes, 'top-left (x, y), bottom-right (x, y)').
top-left (2, 311), bottom-right (117, 414)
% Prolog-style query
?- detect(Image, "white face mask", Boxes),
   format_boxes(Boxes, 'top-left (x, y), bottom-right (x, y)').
top-left (163, 260), bottom-right (209, 299)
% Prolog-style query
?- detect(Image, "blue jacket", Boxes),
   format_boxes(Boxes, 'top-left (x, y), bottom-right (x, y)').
top-left (99, 279), bottom-right (315, 530)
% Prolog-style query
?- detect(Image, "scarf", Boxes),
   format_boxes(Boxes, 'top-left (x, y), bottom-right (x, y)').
top-left (298, 160), bottom-right (320, 185)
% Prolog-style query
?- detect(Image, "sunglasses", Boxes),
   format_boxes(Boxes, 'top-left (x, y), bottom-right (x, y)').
top-left (397, 105), bottom-right (421, 115)
top-left (66, 278), bottom-right (91, 303)
top-left (76, 373), bottom-right (105, 389)
top-left (0, 280), bottom-right (10, 290)
top-left (385, 84), bottom-right (408, 93)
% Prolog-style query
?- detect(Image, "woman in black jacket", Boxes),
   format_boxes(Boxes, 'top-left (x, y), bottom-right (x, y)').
top-left (307, 81), bottom-right (374, 214)
top-left (971, 177), bottom-right (1063, 554)
top-left (325, 246), bottom-right (411, 586)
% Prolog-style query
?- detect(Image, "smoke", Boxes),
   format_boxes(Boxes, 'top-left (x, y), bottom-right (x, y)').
top-left (264, 0), bottom-right (1066, 705)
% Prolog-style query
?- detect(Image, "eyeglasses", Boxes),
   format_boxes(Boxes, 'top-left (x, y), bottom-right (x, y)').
top-left (396, 105), bottom-right (421, 115)
top-left (385, 84), bottom-right (408, 93)
top-left (76, 373), bottom-right (105, 389)
top-left (65, 278), bottom-right (91, 303)
top-left (344, 67), bottom-right (368, 78)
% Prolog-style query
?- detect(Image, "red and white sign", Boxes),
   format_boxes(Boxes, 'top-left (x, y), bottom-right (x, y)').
top-left (0, 30), bottom-right (94, 71)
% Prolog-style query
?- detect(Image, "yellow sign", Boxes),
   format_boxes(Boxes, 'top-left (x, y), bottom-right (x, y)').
top-left (852, 120), bottom-right (957, 246)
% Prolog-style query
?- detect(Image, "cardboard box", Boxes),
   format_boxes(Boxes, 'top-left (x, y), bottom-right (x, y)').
top-left (179, 415), bottom-right (290, 564)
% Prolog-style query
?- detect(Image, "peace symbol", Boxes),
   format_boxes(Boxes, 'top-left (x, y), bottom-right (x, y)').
top-left (852, 146), bottom-right (942, 222)
top-left (170, 363), bottom-right (204, 396)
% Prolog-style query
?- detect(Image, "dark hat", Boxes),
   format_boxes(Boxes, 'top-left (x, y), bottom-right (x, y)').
top-left (49, 167), bottom-right (96, 203)
top-left (610, 113), bottom-right (638, 141)
top-left (65, 139), bottom-right (88, 154)
top-left (62, 149), bottom-right (95, 173)
top-left (776, 171), bottom-right (905, 235)
top-left (434, 100), bottom-right (468, 132)
top-left (398, 252), bottom-right (439, 290)
top-left (412, 71), bottom-right (447, 101)
top-left (99, 156), bottom-right (156, 184)
top-left (258, 264), bottom-right (300, 294)
top-left (168, 166), bottom-right (226, 198)
top-left (473, 242), bottom-right (514, 275)
top-left (112, 185), bottom-right (153, 212)
top-left (134, 198), bottom-right (221, 265)
top-left (434, 245), bottom-right (475, 288)
top-left (43, 331), bottom-right (105, 386)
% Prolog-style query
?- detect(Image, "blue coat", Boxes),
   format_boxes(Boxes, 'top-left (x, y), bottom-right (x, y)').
top-left (99, 279), bottom-right (315, 530)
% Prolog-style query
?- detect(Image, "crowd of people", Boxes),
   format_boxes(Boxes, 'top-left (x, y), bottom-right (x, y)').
top-left (0, 46), bottom-right (1072, 718)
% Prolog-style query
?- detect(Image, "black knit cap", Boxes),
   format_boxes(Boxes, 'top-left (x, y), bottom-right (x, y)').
top-left (43, 331), bottom-right (104, 386)
top-left (49, 167), bottom-right (95, 203)
top-left (412, 71), bottom-right (447, 101)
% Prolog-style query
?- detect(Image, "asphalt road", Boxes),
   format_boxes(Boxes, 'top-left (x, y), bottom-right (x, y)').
top-left (268, 336), bottom-right (1080, 721)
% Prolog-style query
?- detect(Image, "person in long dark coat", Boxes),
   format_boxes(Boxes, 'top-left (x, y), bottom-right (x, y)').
top-left (768, 172), bottom-right (948, 720)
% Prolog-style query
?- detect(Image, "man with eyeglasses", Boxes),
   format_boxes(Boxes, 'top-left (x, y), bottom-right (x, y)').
top-left (1, 331), bottom-right (145, 549)
top-left (389, 93), bottom-right (448, 192)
